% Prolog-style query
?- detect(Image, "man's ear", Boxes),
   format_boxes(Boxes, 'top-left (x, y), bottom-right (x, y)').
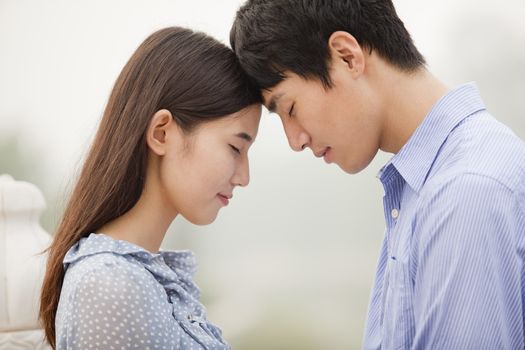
top-left (328, 31), bottom-right (365, 78)
top-left (146, 109), bottom-right (177, 156)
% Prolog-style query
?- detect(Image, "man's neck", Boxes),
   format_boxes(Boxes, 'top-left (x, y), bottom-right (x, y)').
top-left (377, 68), bottom-right (449, 154)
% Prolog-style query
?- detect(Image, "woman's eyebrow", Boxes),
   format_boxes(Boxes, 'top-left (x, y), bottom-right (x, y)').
top-left (235, 132), bottom-right (253, 142)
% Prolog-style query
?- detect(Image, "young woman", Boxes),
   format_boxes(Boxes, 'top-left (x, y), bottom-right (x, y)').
top-left (39, 27), bottom-right (262, 350)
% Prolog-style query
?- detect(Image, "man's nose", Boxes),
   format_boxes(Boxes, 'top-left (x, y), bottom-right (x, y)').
top-left (283, 121), bottom-right (310, 152)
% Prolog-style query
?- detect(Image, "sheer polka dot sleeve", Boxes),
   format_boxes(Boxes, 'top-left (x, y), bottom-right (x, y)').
top-left (63, 263), bottom-right (176, 350)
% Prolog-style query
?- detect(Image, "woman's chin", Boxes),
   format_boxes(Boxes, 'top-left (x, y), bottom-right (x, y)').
top-left (183, 211), bottom-right (218, 226)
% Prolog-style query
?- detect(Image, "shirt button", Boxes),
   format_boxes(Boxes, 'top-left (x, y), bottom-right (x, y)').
top-left (391, 208), bottom-right (399, 219)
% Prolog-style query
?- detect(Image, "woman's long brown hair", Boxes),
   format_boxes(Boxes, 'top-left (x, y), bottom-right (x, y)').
top-left (39, 27), bottom-right (261, 348)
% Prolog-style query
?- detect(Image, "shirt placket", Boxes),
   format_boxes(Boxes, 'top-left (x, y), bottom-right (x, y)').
top-left (379, 169), bottom-right (405, 333)
top-left (382, 171), bottom-right (404, 258)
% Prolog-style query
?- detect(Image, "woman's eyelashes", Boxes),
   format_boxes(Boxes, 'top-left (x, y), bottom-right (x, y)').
top-left (230, 144), bottom-right (241, 155)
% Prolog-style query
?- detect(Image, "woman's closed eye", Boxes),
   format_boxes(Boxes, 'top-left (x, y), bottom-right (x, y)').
top-left (230, 144), bottom-right (241, 155)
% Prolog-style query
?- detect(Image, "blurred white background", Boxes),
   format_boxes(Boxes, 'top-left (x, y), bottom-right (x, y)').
top-left (1, 0), bottom-right (524, 348)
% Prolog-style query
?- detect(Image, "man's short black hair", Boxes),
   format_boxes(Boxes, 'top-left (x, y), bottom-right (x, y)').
top-left (230, 0), bottom-right (426, 90)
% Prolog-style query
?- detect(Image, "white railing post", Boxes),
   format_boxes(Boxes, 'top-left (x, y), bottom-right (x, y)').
top-left (0, 174), bottom-right (52, 349)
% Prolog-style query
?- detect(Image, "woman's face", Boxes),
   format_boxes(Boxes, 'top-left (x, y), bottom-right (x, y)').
top-left (158, 104), bottom-right (261, 225)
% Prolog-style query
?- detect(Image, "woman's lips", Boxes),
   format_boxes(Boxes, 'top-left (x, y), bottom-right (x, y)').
top-left (217, 194), bottom-right (231, 206)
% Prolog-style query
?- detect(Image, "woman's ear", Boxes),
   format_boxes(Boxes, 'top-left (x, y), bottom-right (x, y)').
top-left (146, 109), bottom-right (177, 156)
top-left (328, 31), bottom-right (365, 79)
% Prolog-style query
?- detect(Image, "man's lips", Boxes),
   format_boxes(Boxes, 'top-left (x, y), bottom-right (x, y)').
top-left (314, 147), bottom-right (331, 158)
top-left (323, 147), bottom-right (333, 163)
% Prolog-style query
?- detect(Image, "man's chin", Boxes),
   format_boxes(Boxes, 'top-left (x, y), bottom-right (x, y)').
top-left (339, 160), bottom-right (369, 175)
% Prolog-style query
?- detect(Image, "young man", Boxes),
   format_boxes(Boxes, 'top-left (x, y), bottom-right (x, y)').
top-left (230, 1), bottom-right (525, 349)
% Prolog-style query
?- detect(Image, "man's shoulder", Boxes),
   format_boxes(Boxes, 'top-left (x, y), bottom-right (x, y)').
top-left (426, 112), bottom-right (525, 195)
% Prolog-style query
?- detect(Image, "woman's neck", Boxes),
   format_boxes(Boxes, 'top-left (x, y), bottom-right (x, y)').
top-left (98, 177), bottom-right (177, 253)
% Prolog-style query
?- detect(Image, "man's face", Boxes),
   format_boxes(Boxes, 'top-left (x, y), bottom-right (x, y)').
top-left (262, 62), bottom-right (383, 174)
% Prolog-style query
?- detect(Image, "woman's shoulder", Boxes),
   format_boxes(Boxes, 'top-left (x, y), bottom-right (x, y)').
top-left (58, 251), bottom-right (172, 336)
top-left (63, 233), bottom-right (159, 283)
top-left (65, 250), bottom-right (144, 281)
top-left (67, 249), bottom-right (175, 302)
top-left (60, 234), bottom-right (168, 306)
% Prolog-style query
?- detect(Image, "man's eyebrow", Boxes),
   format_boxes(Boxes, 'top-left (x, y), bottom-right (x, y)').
top-left (235, 132), bottom-right (253, 143)
top-left (267, 93), bottom-right (284, 113)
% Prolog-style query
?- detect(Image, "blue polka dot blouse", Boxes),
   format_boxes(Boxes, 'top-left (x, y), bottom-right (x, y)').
top-left (55, 233), bottom-right (230, 350)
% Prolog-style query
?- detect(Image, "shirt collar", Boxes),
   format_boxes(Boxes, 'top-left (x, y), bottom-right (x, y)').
top-left (380, 82), bottom-right (486, 193)
top-left (63, 232), bottom-right (197, 276)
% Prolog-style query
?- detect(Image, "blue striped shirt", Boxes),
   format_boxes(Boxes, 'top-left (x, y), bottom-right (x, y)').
top-left (363, 83), bottom-right (525, 349)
